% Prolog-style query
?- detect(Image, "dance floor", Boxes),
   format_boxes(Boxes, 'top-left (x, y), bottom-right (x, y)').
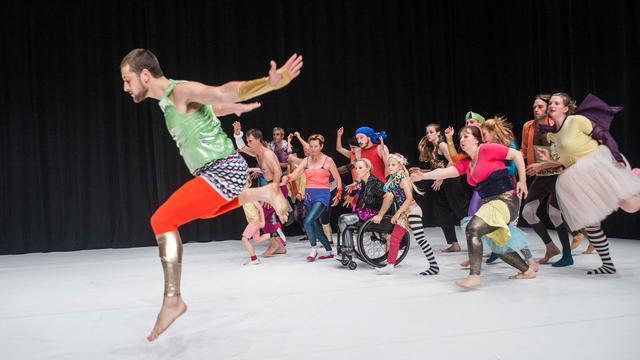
top-left (1, 227), bottom-right (639, 360)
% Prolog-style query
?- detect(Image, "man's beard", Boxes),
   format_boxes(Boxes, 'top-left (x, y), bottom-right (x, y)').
top-left (133, 85), bottom-right (149, 103)
top-left (359, 140), bottom-right (370, 148)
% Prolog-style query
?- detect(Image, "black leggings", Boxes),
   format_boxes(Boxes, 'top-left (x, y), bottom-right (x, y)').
top-left (428, 178), bottom-right (469, 244)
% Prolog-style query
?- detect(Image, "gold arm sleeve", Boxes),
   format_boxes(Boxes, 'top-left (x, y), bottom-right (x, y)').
top-left (237, 69), bottom-right (292, 100)
top-left (445, 134), bottom-right (459, 158)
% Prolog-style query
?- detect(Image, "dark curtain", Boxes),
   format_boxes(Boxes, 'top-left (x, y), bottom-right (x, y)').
top-left (2, 0), bottom-right (639, 254)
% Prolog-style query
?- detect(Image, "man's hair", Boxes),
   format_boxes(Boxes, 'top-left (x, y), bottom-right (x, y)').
top-left (535, 93), bottom-right (551, 104)
top-left (272, 127), bottom-right (285, 136)
top-left (120, 49), bottom-right (164, 77)
top-left (246, 128), bottom-right (264, 141)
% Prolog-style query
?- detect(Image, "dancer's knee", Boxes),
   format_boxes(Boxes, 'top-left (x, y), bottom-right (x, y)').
top-left (521, 200), bottom-right (539, 224)
top-left (150, 209), bottom-right (177, 235)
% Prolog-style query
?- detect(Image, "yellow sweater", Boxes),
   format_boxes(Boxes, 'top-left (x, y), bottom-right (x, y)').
top-left (547, 115), bottom-right (599, 168)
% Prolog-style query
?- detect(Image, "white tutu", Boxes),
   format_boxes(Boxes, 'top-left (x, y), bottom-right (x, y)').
top-left (556, 145), bottom-right (640, 230)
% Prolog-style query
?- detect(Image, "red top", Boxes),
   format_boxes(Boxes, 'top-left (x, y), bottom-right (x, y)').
top-left (453, 143), bottom-right (509, 186)
top-left (360, 144), bottom-right (386, 180)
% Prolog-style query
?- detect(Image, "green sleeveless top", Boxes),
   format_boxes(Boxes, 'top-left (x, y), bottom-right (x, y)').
top-left (158, 80), bottom-right (235, 174)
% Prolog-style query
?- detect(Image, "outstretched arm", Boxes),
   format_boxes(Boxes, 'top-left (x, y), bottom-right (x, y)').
top-left (176, 54), bottom-right (303, 105)
top-left (282, 158), bottom-right (307, 185)
top-left (212, 102), bottom-right (261, 117)
top-left (411, 166), bottom-right (460, 182)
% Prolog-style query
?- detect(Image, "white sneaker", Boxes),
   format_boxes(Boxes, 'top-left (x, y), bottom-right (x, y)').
top-left (243, 259), bottom-right (260, 266)
top-left (375, 264), bottom-right (394, 275)
top-left (307, 247), bottom-right (318, 262)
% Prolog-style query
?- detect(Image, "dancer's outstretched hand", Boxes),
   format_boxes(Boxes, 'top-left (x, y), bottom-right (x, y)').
top-left (234, 102), bottom-right (261, 116)
top-left (269, 54), bottom-right (303, 86)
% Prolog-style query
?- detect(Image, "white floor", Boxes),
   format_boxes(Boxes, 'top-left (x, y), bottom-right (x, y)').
top-left (1, 227), bottom-right (640, 360)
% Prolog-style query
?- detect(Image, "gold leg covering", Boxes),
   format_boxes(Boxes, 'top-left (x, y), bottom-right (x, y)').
top-left (237, 69), bottom-right (291, 101)
top-left (156, 231), bottom-right (183, 297)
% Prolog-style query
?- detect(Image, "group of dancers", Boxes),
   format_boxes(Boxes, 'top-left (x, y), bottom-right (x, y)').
top-left (119, 49), bottom-right (640, 341)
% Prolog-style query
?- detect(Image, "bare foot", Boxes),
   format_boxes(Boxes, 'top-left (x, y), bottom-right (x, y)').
top-left (459, 259), bottom-right (470, 268)
top-left (583, 243), bottom-right (595, 254)
top-left (272, 239), bottom-right (287, 255)
top-left (267, 183), bottom-right (289, 224)
top-left (571, 231), bottom-right (585, 250)
top-left (147, 296), bottom-right (188, 342)
top-left (527, 258), bottom-right (539, 272)
top-left (538, 245), bottom-right (560, 264)
top-left (455, 275), bottom-right (481, 288)
top-left (442, 243), bottom-right (461, 253)
top-left (263, 238), bottom-right (277, 257)
top-left (509, 268), bottom-right (537, 279)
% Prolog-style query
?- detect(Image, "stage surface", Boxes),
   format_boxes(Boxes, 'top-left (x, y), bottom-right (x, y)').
top-left (1, 227), bottom-right (638, 359)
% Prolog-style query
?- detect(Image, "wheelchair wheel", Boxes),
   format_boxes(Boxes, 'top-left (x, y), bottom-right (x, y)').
top-left (356, 217), bottom-right (410, 268)
top-left (348, 261), bottom-right (357, 270)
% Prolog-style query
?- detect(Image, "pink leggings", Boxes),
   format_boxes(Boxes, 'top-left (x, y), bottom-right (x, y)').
top-left (387, 224), bottom-right (407, 265)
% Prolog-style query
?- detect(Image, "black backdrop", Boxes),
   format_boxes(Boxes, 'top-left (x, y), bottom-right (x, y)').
top-left (2, 0), bottom-right (639, 254)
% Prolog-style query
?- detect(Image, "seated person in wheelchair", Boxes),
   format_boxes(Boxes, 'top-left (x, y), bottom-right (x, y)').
top-left (338, 159), bottom-right (386, 255)
top-left (372, 153), bottom-right (440, 275)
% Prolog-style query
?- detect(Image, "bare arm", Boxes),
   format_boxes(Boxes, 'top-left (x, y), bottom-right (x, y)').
top-left (174, 54), bottom-right (303, 105)
top-left (377, 141), bottom-right (390, 177)
top-left (505, 148), bottom-right (528, 197)
top-left (294, 132), bottom-right (310, 150)
top-left (212, 102), bottom-right (261, 117)
top-left (327, 158), bottom-right (342, 190)
top-left (413, 166), bottom-right (460, 181)
top-left (282, 158), bottom-right (307, 185)
top-left (232, 121), bottom-right (257, 157)
top-left (336, 127), bottom-right (352, 159)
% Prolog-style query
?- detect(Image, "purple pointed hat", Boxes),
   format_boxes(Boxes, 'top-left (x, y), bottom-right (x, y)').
top-left (575, 93), bottom-right (622, 131)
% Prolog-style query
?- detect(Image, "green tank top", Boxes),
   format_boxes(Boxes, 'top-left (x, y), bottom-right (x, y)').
top-left (158, 80), bottom-right (235, 174)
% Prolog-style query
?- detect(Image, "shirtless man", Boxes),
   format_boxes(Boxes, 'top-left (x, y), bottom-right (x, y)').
top-left (234, 123), bottom-right (288, 255)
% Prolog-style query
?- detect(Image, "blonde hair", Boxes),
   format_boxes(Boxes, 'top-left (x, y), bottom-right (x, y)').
top-left (354, 158), bottom-right (372, 170)
top-left (308, 133), bottom-right (325, 145)
top-left (387, 153), bottom-right (424, 195)
top-left (482, 116), bottom-right (515, 146)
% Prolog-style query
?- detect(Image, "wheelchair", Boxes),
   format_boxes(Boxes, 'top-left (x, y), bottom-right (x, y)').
top-left (336, 214), bottom-right (410, 270)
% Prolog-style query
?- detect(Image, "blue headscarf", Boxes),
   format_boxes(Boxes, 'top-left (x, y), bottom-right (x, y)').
top-left (355, 126), bottom-right (388, 143)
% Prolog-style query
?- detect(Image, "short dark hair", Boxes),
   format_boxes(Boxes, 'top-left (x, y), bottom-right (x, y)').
top-left (535, 93), bottom-right (551, 104)
top-left (120, 49), bottom-right (164, 77)
top-left (246, 128), bottom-right (264, 141)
